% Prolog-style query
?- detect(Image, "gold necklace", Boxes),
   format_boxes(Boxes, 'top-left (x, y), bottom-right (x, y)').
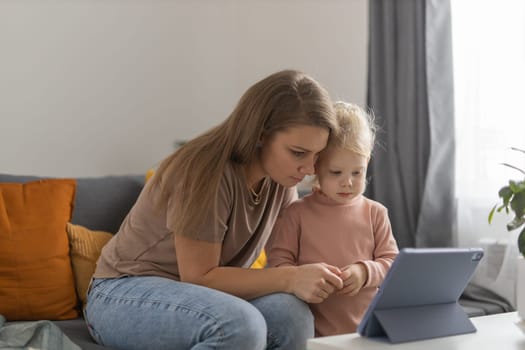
top-left (249, 186), bottom-right (262, 205)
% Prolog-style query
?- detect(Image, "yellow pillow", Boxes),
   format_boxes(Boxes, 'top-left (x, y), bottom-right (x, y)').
top-left (251, 250), bottom-right (267, 269)
top-left (0, 179), bottom-right (79, 320)
top-left (66, 223), bottom-right (113, 307)
top-left (145, 168), bottom-right (155, 182)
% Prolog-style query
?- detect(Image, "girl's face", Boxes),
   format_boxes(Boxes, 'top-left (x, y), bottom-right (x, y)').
top-left (257, 125), bottom-right (329, 188)
top-left (316, 147), bottom-right (368, 204)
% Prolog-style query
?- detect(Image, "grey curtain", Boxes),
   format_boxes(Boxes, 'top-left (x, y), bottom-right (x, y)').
top-left (366, 0), bottom-right (455, 248)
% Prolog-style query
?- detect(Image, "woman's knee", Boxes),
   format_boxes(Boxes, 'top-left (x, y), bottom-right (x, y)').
top-left (214, 298), bottom-right (267, 349)
top-left (276, 293), bottom-right (314, 338)
top-left (251, 293), bottom-right (314, 350)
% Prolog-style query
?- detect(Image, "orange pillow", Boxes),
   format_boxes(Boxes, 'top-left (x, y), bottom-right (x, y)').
top-left (66, 223), bottom-right (113, 307)
top-left (0, 179), bottom-right (79, 320)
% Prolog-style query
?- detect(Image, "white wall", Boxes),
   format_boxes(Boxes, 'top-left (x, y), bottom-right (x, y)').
top-left (0, 0), bottom-right (368, 177)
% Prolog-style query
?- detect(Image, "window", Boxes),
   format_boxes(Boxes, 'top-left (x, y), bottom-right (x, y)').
top-left (451, 0), bottom-right (525, 305)
top-left (452, 0), bottom-right (525, 245)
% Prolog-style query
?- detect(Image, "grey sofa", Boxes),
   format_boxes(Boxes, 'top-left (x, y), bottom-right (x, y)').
top-left (1, 173), bottom-right (513, 349)
top-left (0, 173), bottom-right (145, 350)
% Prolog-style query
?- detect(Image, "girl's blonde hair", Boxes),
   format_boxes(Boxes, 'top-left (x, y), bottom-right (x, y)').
top-left (327, 101), bottom-right (376, 158)
top-left (150, 69), bottom-right (337, 236)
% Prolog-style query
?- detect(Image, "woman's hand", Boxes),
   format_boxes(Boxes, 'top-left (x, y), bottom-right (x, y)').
top-left (288, 263), bottom-right (344, 303)
top-left (336, 263), bottom-right (367, 296)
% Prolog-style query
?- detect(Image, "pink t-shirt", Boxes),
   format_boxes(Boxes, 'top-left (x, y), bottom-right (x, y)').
top-left (94, 162), bottom-right (297, 280)
top-left (266, 190), bottom-right (399, 337)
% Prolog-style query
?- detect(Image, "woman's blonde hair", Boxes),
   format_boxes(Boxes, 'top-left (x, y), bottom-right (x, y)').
top-left (150, 69), bottom-right (337, 236)
top-left (326, 101), bottom-right (376, 158)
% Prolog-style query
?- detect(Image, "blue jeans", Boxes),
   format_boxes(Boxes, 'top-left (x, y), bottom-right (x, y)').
top-left (84, 276), bottom-right (314, 350)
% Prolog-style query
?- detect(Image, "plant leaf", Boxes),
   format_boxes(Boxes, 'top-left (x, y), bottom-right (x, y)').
top-left (519, 226), bottom-right (525, 259)
top-left (507, 216), bottom-right (525, 231)
top-left (488, 204), bottom-right (497, 224)
top-left (510, 147), bottom-right (525, 154)
top-left (510, 192), bottom-right (525, 218)
top-left (509, 180), bottom-right (525, 193)
top-left (499, 186), bottom-right (513, 206)
top-left (502, 163), bottom-right (525, 175)
top-left (511, 179), bottom-right (525, 193)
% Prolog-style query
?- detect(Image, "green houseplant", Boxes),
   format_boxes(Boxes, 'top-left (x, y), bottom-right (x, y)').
top-left (488, 147), bottom-right (525, 258)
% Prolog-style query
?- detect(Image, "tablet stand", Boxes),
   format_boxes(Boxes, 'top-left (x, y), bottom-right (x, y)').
top-left (366, 302), bottom-right (476, 343)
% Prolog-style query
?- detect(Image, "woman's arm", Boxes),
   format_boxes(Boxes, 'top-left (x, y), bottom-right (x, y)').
top-left (265, 205), bottom-right (300, 268)
top-left (175, 234), bottom-right (343, 303)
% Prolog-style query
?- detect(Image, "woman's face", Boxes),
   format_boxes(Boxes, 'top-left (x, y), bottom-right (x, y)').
top-left (258, 125), bottom-right (329, 188)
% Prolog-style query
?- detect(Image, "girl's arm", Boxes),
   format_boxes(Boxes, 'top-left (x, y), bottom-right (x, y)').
top-left (360, 206), bottom-right (399, 288)
top-left (175, 234), bottom-right (343, 303)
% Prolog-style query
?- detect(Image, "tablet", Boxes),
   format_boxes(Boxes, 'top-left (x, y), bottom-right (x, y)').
top-left (357, 247), bottom-right (484, 343)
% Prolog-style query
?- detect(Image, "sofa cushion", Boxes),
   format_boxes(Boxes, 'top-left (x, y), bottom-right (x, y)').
top-left (66, 223), bottom-right (113, 307)
top-left (0, 179), bottom-right (79, 320)
top-left (0, 174), bottom-right (144, 234)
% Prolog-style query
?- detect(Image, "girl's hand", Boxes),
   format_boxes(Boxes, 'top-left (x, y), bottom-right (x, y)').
top-left (288, 263), bottom-right (343, 303)
top-left (337, 263), bottom-right (367, 296)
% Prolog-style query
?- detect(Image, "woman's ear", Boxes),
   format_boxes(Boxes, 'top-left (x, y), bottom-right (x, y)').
top-left (257, 133), bottom-right (266, 148)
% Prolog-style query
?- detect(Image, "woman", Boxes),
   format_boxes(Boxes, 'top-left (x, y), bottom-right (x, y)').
top-left (85, 69), bottom-right (344, 350)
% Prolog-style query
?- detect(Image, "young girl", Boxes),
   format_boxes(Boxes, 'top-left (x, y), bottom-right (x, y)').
top-left (266, 101), bottom-right (399, 337)
top-left (85, 70), bottom-right (345, 350)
